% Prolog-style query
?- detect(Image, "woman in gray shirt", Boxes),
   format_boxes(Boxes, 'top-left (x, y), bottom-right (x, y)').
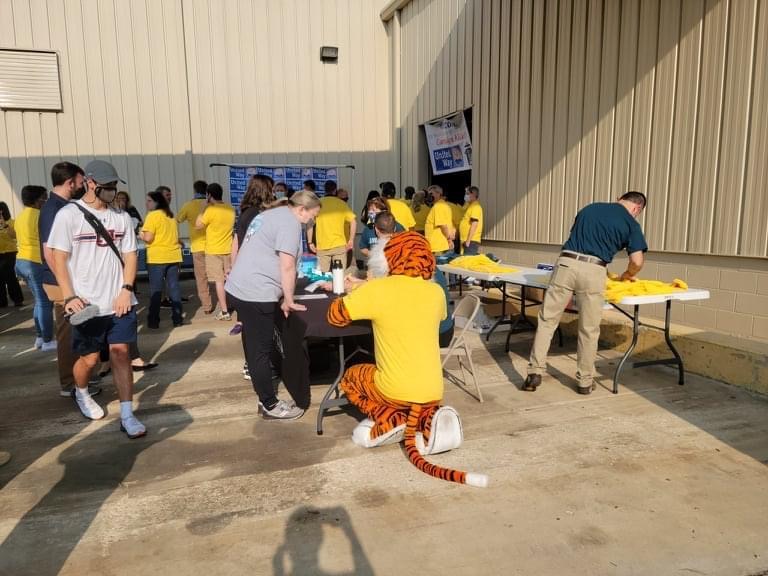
top-left (225, 191), bottom-right (321, 420)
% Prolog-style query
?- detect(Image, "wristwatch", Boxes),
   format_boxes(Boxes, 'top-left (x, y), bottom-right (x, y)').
top-left (121, 284), bottom-right (134, 292)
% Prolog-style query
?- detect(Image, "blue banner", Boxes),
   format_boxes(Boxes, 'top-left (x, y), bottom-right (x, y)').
top-left (228, 166), bottom-right (338, 210)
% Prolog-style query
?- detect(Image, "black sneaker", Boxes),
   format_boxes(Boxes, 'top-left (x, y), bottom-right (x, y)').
top-left (160, 298), bottom-right (172, 308)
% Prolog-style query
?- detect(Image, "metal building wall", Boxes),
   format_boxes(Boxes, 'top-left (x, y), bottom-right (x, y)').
top-left (0, 0), bottom-right (396, 216)
top-left (396, 0), bottom-right (768, 259)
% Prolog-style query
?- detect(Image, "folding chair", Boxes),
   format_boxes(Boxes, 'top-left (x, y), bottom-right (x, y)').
top-left (440, 294), bottom-right (483, 402)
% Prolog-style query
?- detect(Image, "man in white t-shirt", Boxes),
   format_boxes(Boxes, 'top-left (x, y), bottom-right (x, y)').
top-left (48, 160), bottom-right (146, 439)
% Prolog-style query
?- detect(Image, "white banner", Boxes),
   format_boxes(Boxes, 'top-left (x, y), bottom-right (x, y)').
top-left (425, 111), bottom-right (473, 175)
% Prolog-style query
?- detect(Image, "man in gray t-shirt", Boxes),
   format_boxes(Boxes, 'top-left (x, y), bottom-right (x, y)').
top-left (225, 205), bottom-right (301, 303)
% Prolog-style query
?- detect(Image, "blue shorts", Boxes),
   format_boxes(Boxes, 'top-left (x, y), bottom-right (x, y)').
top-left (72, 307), bottom-right (138, 357)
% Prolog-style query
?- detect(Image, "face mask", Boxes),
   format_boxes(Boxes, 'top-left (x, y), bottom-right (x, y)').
top-left (72, 186), bottom-right (86, 200)
top-left (464, 194), bottom-right (471, 203)
top-left (97, 187), bottom-right (117, 204)
top-left (368, 211), bottom-right (376, 222)
top-left (275, 191), bottom-right (286, 200)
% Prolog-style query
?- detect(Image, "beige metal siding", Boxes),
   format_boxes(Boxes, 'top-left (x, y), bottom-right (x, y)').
top-left (397, 0), bottom-right (768, 257)
top-left (0, 0), bottom-right (394, 217)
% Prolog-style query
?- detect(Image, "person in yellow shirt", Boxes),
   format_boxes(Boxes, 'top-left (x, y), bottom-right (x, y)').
top-left (424, 185), bottom-right (455, 254)
top-left (410, 189), bottom-right (429, 232)
top-left (140, 191), bottom-right (183, 328)
top-left (0, 201), bottom-right (24, 308)
top-left (327, 232), bottom-right (484, 487)
top-left (196, 183), bottom-right (236, 320)
top-left (307, 182), bottom-right (357, 272)
top-left (381, 184), bottom-right (416, 230)
top-left (14, 186), bottom-right (55, 349)
top-left (459, 186), bottom-right (484, 255)
top-left (177, 180), bottom-right (213, 313)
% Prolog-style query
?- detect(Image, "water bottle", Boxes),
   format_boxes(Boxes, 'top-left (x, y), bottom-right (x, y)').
top-left (331, 259), bottom-right (345, 295)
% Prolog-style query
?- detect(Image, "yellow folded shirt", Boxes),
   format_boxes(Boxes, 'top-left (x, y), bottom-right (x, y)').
top-left (604, 275), bottom-right (688, 303)
top-left (449, 255), bottom-right (518, 274)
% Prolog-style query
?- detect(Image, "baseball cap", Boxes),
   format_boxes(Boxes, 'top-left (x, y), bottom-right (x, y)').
top-left (84, 160), bottom-right (126, 185)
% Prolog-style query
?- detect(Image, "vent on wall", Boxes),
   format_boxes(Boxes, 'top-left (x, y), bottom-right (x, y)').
top-left (0, 49), bottom-right (63, 112)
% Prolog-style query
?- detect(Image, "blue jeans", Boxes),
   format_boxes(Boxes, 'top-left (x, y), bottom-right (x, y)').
top-left (15, 259), bottom-right (54, 341)
top-left (147, 263), bottom-right (182, 326)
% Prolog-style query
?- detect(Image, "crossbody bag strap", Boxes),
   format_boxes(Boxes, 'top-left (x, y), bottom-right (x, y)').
top-left (72, 203), bottom-right (125, 268)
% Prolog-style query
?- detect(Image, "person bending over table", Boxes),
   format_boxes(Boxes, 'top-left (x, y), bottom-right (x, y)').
top-left (326, 231), bottom-right (485, 486)
top-left (225, 190), bottom-right (321, 420)
top-left (523, 191), bottom-right (648, 395)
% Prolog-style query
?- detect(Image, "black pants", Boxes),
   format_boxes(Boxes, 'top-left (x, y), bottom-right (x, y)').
top-left (0, 252), bottom-right (23, 306)
top-left (227, 294), bottom-right (310, 409)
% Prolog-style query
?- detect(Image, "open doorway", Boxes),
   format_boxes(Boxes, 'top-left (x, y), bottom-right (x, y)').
top-left (425, 107), bottom-right (473, 205)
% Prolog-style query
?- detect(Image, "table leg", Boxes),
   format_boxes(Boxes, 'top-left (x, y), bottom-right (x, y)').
top-left (631, 300), bottom-right (685, 385)
top-left (503, 286), bottom-right (538, 352)
top-left (316, 339), bottom-right (347, 435)
top-left (316, 339), bottom-right (373, 436)
top-left (612, 305), bottom-right (640, 394)
top-left (487, 282), bottom-right (515, 341)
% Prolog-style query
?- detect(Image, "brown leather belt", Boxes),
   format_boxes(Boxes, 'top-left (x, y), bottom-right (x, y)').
top-left (559, 251), bottom-right (607, 267)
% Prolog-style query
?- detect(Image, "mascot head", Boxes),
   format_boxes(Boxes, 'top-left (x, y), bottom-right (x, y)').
top-left (382, 231), bottom-right (436, 279)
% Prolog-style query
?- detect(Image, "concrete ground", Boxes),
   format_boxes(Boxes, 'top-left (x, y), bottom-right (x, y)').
top-left (1, 279), bottom-right (767, 576)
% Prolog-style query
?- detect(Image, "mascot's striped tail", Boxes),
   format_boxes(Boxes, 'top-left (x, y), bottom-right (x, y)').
top-left (403, 404), bottom-right (489, 488)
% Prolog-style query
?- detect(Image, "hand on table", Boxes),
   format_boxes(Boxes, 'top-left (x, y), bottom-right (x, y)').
top-left (281, 300), bottom-right (307, 317)
top-left (619, 271), bottom-right (637, 282)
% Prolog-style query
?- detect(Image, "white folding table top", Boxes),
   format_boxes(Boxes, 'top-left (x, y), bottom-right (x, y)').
top-left (437, 263), bottom-right (711, 307)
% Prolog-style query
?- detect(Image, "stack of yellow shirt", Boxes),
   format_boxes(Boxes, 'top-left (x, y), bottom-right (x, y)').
top-left (449, 254), bottom-right (518, 274)
top-left (604, 276), bottom-right (688, 303)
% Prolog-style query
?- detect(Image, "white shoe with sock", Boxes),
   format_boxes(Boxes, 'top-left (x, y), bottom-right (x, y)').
top-left (120, 401), bottom-right (146, 438)
top-left (415, 406), bottom-right (463, 455)
top-left (72, 387), bottom-right (105, 420)
top-left (351, 418), bottom-right (406, 448)
top-left (34, 337), bottom-right (44, 349)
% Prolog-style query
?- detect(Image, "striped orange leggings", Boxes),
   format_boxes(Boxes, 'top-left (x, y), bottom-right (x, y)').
top-left (340, 363), bottom-right (440, 441)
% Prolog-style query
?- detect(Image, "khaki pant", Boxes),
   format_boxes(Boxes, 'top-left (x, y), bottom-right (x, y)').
top-left (528, 256), bottom-right (606, 389)
top-left (42, 283), bottom-right (75, 391)
top-left (192, 251), bottom-right (212, 312)
top-left (316, 245), bottom-right (349, 273)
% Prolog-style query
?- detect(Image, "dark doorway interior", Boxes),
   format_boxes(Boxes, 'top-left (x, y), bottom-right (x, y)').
top-left (427, 107), bottom-right (473, 205)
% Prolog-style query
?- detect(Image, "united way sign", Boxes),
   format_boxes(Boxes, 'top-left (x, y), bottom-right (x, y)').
top-left (425, 111), bottom-right (473, 175)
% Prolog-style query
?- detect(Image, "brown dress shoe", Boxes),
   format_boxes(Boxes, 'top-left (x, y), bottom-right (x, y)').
top-left (522, 374), bottom-right (542, 391)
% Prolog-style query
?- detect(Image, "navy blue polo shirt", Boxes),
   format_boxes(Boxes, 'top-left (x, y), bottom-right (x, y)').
top-left (562, 202), bottom-right (647, 264)
top-left (39, 193), bottom-right (70, 285)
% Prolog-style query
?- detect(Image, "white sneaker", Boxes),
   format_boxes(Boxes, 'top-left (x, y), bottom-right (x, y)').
top-left (71, 388), bottom-right (105, 420)
top-left (351, 418), bottom-right (405, 448)
top-left (415, 406), bottom-right (463, 455)
top-left (120, 415), bottom-right (147, 439)
top-left (258, 399), bottom-right (304, 420)
top-left (34, 337), bottom-right (44, 349)
top-left (41, 340), bottom-right (57, 352)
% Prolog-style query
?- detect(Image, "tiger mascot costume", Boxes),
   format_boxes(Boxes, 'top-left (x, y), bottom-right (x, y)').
top-left (327, 231), bottom-right (488, 488)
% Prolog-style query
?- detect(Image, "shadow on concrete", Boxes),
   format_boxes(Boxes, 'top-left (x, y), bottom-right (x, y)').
top-left (0, 318), bottom-right (212, 575)
top-left (272, 505), bottom-right (374, 576)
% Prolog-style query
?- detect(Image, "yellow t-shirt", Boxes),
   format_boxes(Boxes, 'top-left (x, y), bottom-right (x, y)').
top-left (15, 207), bottom-right (42, 263)
top-left (412, 204), bottom-right (429, 231)
top-left (447, 201), bottom-right (464, 231)
top-left (0, 218), bottom-right (17, 254)
top-left (315, 196), bottom-right (355, 250)
top-left (343, 275), bottom-right (446, 403)
top-left (142, 210), bottom-right (182, 264)
top-left (424, 200), bottom-right (454, 253)
top-left (387, 198), bottom-right (416, 230)
top-left (177, 198), bottom-right (207, 253)
top-left (459, 200), bottom-right (483, 244)
top-left (200, 203), bottom-right (235, 255)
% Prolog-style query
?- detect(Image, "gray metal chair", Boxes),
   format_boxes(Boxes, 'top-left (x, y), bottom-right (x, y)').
top-left (440, 294), bottom-right (483, 402)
